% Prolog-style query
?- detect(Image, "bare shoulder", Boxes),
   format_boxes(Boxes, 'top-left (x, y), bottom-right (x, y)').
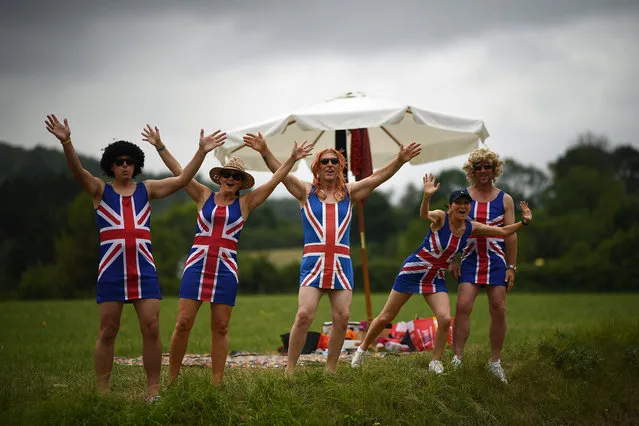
top-left (502, 191), bottom-right (515, 206)
top-left (431, 209), bottom-right (446, 221)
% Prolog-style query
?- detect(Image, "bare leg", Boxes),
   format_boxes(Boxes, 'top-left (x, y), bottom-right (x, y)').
top-left (424, 292), bottom-right (452, 361)
top-left (452, 282), bottom-right (480, 359)
top-left (210, 303), bottom-right (233, 384)
top-left (134, 298), bottom-right (162, 398)
top-left (286, 287), bottom-right (323, 374)
top-left (486, 285), bottom-right (507, 362)
top-left (94, 302), bottom-right (123, 393)
top-left (359, 290), bottom-right (412, 350)
top-left (325, 289), bottom-right (353, 372)
top-left (168, 298), bottom-right (202, 382)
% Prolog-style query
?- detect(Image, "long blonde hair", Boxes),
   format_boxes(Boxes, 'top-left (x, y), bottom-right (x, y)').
top-left (463, 147), bottom-right (504, 185)
top-left (311, 148), bottom-right (348, 201)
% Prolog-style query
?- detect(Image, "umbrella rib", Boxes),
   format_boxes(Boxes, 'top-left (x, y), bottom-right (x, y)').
top-left (230, 144), bottom-right (247, 154)
top-left (380, 126), bottom-right (402, 147)
top-left (310, 130), bottom-right (325, 147)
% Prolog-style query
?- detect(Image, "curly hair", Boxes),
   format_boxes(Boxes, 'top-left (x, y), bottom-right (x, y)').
top-left (100, 140), bottom-right (145, 178)
top-left (311, 148), bottom-right (348, 202)
top-left (463, 147), bottom-right (503, 185)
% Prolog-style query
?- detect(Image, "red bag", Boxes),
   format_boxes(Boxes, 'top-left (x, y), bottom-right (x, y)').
top-left (408, 317), bottom-right (454, 352)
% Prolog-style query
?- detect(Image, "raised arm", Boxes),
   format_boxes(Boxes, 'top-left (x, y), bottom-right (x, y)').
top-left (472, 201), bottom-right (532, 237)
top-left (419, 173), bottom-right (445, 227)
top-left (349, 142), bottom-right (422, 203)
top-left (141, 124), bottom-right (211, 204)
top-left (145, 129), bottom-right (226, 200)
top-left (45, 114), bottom-right (104, 202)
top-left (243, 132), bottom-right (309, 202)
top-left (242, 141), bottom-right (313, 216)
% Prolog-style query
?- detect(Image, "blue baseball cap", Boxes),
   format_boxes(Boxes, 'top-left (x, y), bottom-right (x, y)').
top-left (449, 189), bottom-right (472, 204)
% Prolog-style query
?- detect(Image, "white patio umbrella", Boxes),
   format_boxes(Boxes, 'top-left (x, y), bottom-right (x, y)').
top-left (216, 92), bottom-right (489, 322)
top-left (216, 92), bottom-right (489, 172)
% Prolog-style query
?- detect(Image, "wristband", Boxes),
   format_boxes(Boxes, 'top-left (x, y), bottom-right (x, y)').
top-left (157, 145), bottom-right (166, 152)
top-left (521, 220), bottom-right (529, 226)
top-left (61, 138), bottom-right (71, 145)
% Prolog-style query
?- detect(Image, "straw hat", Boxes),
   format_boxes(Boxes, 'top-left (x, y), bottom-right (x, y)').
top-left (209, 157), bottom-right (255, 190)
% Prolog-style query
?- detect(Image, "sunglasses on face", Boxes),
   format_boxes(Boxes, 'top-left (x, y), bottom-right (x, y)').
top-left (114, 157), bottom-right (136, 166)
top-left (320, 158), bottom-right (339, 165)
top-left (473, 163), bottom-right (493, 171)
top-left (220, 170), bottom-right (244, 180)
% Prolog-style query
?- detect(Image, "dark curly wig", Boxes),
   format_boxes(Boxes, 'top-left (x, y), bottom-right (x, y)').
top-left (100, 141), bottom-right (145, 178)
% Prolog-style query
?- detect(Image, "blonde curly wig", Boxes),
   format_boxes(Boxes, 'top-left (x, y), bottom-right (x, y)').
top-left (463, 147), bottom-right (504, 185)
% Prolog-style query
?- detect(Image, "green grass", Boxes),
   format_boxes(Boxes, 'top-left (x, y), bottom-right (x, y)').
top-left (1, 294), bottom-right (638, 424)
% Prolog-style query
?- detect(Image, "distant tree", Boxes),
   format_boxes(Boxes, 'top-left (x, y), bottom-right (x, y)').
top-left (611, 145), bottom-right (639, 194)
top-left (549, 132), bottom-right (612, 180)
top-left (499, 159), bottom-right (549, 207)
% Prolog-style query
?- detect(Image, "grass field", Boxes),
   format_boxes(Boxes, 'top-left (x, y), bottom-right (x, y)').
top-left (245, 248), bottom-right (303, 267)
top-left (1, 293), bottom-right (638, 424)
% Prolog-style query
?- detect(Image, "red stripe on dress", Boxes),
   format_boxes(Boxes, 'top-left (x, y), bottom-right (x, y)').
top-left (474, 202), bottom-right (489, 283)
top-left (320, 204), bottom-right (337, 289)
top-left (122, 197), bottom-right (139, 299)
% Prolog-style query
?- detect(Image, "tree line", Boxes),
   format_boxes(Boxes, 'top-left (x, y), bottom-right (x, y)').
top-left (0, 132), bottom-right (637, 299)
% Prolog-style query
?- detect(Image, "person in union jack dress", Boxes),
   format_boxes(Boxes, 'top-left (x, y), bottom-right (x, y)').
top-left (142, 125), bottom-right (312, 384)
top-left (450, 147), bottom-right (517, 383)
top-left (45, 114), bottom-right (223, 401)
top-left (243, 132), bottom-right (422, 374)
top-left (351, 174), bottom-right (532, 375)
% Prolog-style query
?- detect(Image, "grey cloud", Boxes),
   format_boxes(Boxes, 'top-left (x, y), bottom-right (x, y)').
top-left (2, 0), bottom-right (637, 77)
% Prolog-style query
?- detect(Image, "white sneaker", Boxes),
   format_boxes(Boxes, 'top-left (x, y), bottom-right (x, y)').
top-left (451, 355), bottom-right (462, 369)
top-left (351, 347), bottom-right (366, 368)
top-left (146, 394), bottom-right (161, 404)
top-left (486, 360), bottom-right (508, 384)
top-left (428, 360), bottom-right (444, 374)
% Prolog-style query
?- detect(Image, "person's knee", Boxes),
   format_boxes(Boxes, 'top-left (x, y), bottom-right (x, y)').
top-left (331, 310), bottom-right (350, 329)
top-left (456, 298), bottom-right (475, 316)
top-left (378, 310), bottom-right (396, 326)
top-left (174, 315), bottom-right (195, 334)
top-left (212, 317), bottom-right (230, 337)
top-left (489, 300), bottom-right (506, 317)
top-left (295, 308), bottom-right (315, 328)
top-left (140, 317), bottom-right (160, 340)
top-left (98, 322), bottom-right (120, 344)
top-left (436, 313), bottom-right (452, 330)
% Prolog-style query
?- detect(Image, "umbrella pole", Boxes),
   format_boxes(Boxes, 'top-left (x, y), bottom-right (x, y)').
top-left (356, 200), bottom-right (373, 323)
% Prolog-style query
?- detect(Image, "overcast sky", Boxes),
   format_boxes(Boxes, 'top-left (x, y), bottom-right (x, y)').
top-left (1, 0), bottom-right (637, 199)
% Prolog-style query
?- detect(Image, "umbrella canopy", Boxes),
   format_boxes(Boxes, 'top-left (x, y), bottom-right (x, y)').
top-left (215, 92), bottom-right (489, 171)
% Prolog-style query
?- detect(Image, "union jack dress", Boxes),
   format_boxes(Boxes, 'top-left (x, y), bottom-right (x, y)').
top-left (459, 190), bottom-right (507, 286)
top-left (393, 213), bottom-right (472, 294)
top-left (299, 187), bottom-right (353, 290)
top-left (95, 183), bottom-right (160, 303)
top-left (179, 195), bottom-right (244, 306)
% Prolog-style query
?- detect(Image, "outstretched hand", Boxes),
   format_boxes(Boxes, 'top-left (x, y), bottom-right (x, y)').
top-left (423, 173), bottom-right (440, 197)
top-left (520, 201), bottom-right (532, 224)
top-left (291, 140), bottom-right (313, 161)
top-left (141, 125), bottom-right (163, 148)
top-left (243, 132), bottom-right (267, 153)
top-left (199, 129), bottom-right (227, 153)
top-left (398, 141), bottom-right (422, 164)
top-left (45, 114), bottom-right (71, 143)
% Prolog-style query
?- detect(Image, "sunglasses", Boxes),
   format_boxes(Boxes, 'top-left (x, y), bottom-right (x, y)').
top-left (114, 157), bottom-right (136, 166)
top-left (220, 170), bottom-right (244, 180)
top-left (473, 163), bottom-right (493, 171)
top-left (320, 158), bottom-right (339, 165)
